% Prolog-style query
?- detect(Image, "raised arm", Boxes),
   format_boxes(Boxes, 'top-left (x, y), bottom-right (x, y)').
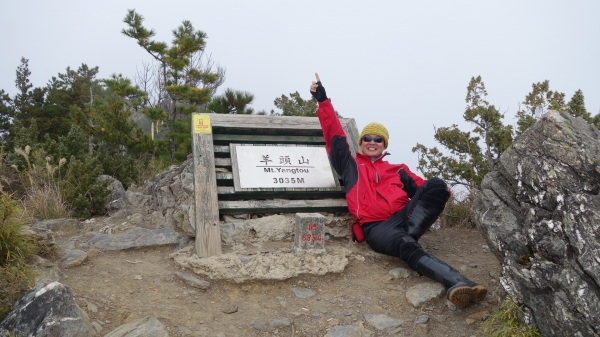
top-left (310, 74), bottom-right (357, 188)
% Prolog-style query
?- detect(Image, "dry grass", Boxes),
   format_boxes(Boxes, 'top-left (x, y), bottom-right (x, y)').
top-left (439, 189), bottom-right (477, 228)
top-left (12, 146), bottom-right (71, 220)
top-left (22, 183), bottom-right (70, 220)
top-left (479, 296), bottom-right (542, 337)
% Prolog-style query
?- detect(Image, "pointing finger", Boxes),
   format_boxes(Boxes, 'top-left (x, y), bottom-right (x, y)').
top-left (315, 73), bottom-right (321, 82)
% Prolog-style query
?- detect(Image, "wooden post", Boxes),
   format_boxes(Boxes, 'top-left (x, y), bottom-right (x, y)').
top-left (191, 114), bottom-right (222, 257)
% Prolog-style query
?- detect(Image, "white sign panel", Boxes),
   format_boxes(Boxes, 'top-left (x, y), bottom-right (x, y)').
top-left (234, 145), bottom-right (337, 189)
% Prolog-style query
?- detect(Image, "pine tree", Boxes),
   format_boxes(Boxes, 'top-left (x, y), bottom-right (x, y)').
top-left (413, 76), bottom-right (512, 191)
top-left (566, 89), bottom-right (589, 120)
top-left (515, 80), bottom-right (565, 134)
top-left (0, 90), bottom-right (13, 145)
top-left (122, 9), bottom-right (220, 162)
top-left (207, 88), bottom-right (255, 114)
top-left (11, 58), bottom-right (48, 139)
top-left (271, 92), bottom-right (318, 117)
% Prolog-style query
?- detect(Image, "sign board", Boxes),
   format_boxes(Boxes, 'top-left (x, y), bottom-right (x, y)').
top-left (230, 144), bottom-right (338, 190)
top-left (193, 114), bottom-right (212, 134)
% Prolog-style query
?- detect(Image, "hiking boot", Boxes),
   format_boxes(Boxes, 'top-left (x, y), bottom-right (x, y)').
top-left (415, 255), bottom-right (487, 308)
top-left (447, 281), bottom-right (488, 308)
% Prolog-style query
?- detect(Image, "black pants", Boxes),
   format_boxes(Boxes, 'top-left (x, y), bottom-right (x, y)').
top-left (362, 177), bottom-right (448, 270)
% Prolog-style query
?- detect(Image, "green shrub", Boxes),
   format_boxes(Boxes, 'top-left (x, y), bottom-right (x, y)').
top-left (0, 194), bottom-right (36, 320)
top-left (134, 154), bottom-right (170, 186)
top-left (479, 296), bottom-right (542, 337)
top-left (61, 155), bottom-right (109, 218)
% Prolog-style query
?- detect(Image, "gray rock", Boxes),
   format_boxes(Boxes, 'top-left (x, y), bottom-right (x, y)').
top-left (364, 314), bottom-right (405, 330)
top-left (91, 321), bottom-right (102, 333)
top-left (128, 213), bottom-right (144, 227)
top-left (99, 175), bottom-right (129, 214)
top-left (144, 157), bottom-right (195, 233)
top-left (473, 111), bottom-right (600, 337)
top-left (414, 315), bottom-right (429, 325)
top-left (33, 218), bottom-right (80, 236)
top-left (325, 324), bottom-right (374, 337)
top-left (269, 318), bottom-right (291, 328)
top-left (20, 226), bottom-right (55, 249)
top-left (0, 281), bottom-right (94, 337)
top-left (61, 249), bottom-right (88, 268)
top-left (405, 282), bottom-right (444, 307)
top-left (389, 267), bottom-right (411, 279)
top-left (174, 236), bottom-right (191, 251)
top-left (221, 222), bottom-right (247, 243)
top-left (252, 322), bottom-right (263, 330)
top-left (104, 316), bottom-right (168, 337)
top-left (84, 300), bottom-right (98, 313)
top-left (29, 255), bottom-right (64, 282)
top-left (125, 189), bottom-right (152, 208)
top-left (174, 271), bottom-right (210, 289)
top-left (89, 227), bottom-right (180, 250)
top-left (291, 286), bottom-right (316, 298)
top-left (246, 214), bottom-right (295, 242)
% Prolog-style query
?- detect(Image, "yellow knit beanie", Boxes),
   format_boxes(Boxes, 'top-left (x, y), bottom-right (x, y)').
top-left (359, 122), bottom-right (389, 149)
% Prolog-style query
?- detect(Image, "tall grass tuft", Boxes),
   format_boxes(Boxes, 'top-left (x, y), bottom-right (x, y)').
top-left (12, 146), bottom-right (70, 220)
top-left (479, 296), bottom-right (542, 337)
top-left (0, 194), bottom-right (37, 320)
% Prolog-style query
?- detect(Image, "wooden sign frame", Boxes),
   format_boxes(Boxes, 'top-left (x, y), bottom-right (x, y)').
top-left (191, 113), bottom-right (360, 257)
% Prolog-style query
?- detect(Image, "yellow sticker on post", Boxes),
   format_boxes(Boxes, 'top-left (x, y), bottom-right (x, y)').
top-left (193, 114), bottom-right (212, 134)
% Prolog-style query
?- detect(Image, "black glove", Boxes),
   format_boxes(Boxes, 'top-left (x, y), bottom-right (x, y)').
top-left (310, 81), bottom-right (328, 102)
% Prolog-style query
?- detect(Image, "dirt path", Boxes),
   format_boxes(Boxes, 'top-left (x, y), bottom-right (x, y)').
top-left (53, 225), bottom-right (503, 337)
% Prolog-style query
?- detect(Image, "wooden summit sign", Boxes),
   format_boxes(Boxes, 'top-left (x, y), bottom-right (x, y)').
top-left (191, 113), bottom-right (360, 257)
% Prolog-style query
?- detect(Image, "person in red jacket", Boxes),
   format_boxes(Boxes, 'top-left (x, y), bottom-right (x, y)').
top-left (310, 73), bottom-right (487, 308)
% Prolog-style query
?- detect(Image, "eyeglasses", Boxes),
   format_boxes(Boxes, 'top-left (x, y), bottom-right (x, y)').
top-left (362, 136), bottom-right (384, 144)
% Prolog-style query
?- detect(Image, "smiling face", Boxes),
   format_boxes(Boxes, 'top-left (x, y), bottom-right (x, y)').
top-left (360, 134), bottom-right (385, 159)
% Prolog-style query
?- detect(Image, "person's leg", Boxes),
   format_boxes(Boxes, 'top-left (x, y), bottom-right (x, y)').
top-left (414, 255), bottom-right (487, 308)
top-left (362, 219), bottom-right (427, 269)
top-left (403, 177), bottom-right (449, 240)
top-left (363, 218), bottom-right (487, 308)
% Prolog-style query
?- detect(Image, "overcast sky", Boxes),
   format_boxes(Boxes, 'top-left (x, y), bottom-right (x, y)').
top-left (1, 1), bottom-right (599, 174)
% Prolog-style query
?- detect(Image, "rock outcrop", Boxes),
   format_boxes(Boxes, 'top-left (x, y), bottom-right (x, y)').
top-left (133, 158), bottom-right (196, 236)
top-left (99, 175), bottom-right (129, 215)
top-left (0, 282), bottom-right (95, 337)
top-left (474, 111), bottom-right (600, 337)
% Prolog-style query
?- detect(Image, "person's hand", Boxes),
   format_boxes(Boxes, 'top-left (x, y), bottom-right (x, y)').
top-left (310, 73), bottom-right (328, 102)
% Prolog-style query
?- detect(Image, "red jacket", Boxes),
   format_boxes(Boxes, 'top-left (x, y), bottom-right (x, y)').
top-left (317, 99), bottom-right (426, 225)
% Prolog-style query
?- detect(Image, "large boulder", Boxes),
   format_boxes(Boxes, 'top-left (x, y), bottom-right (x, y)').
top-left (473, 111), bottom-right (600, 337)
top-left (99, 175), bottom-right (129, 214)
top-left (0, 281), bottom-right (95, 337)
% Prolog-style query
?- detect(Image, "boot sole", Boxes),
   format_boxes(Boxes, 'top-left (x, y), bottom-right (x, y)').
top-left (448, 285), bottom-right (487, 308)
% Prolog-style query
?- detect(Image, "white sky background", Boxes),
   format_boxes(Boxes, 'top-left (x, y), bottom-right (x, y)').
top-left (1, 1), bottom-right (599, 176)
